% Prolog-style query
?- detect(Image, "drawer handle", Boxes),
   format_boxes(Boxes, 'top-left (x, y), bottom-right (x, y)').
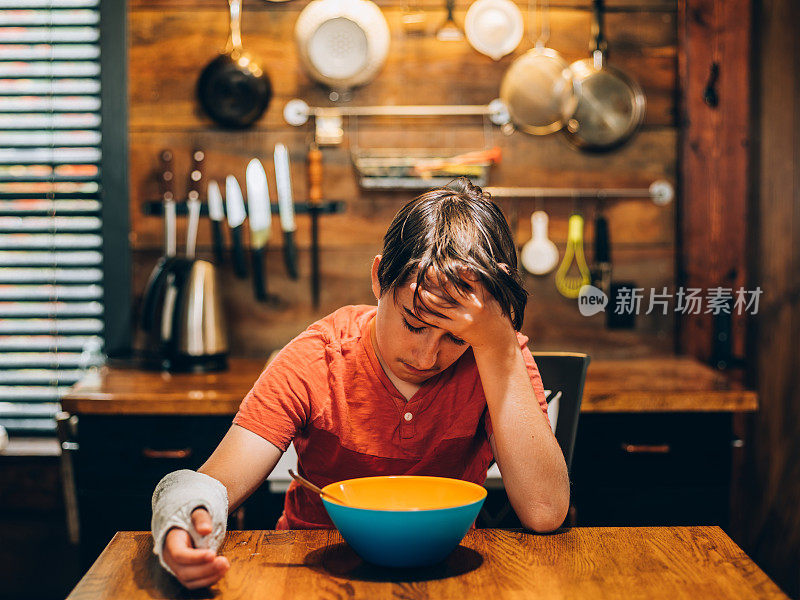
top-left (142, 447), bottom-right (193, 459)
top-left (620, 443), bottom-right (671, 454)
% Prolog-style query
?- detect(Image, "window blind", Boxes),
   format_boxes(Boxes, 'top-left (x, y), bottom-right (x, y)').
top-left (0, 0), bottom-right (104, 435)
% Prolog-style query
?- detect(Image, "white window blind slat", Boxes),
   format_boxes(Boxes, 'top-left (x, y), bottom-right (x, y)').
top-left (0, 26), bottom-right (99, 43)
top-left (0, 9), bottom-right (99, 26)
top-left (0, 285), bottom-right (102, 300)
top-left (0, 3), bottom-right (104, 435)
top-left (0, 215), bottom-right (101, 230)
top-left (0, 43), bottom-right (99, 60)
top-left (0, 200), bottom-right (100, 213)
top-left (0, 301), bottom-right (103, 317)
top-left (0, 95), bottom-right (100, 111)
top-left (0, 369), bottom-right (83, 384)
top-left (0, 0), bottom-right (98, 8)
top-left (0, 351), bottom-right (103, 368)
top-left (0, 130), bottom-right (101, 146)
top-left (0, 250), bottom-right (102, 265)
top-left (0, 318), bottom-right (103, 334)
top-left (0, 334), bottom-right (101, 349)
top-left (0, 267), bottom-right (102, 283)
top-left (0, 62), bottom-right (100, 78)
top-left (0, 112), bottom-right (100, 128)
top-left (0, 385), bottom-right (70, 400)
top-left (0, 147), bottom-right (100, 163)
top-left (0, 79), bottom-right (101, 94)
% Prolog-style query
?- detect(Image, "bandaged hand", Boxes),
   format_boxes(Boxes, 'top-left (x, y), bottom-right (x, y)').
top-left (151, 469), bottom-right (230, 588)
top-left (161, 507), bottom-right (230, 589)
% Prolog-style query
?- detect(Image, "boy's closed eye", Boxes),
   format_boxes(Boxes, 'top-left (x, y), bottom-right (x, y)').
top-left (401, 312), bottom-right (467, 346)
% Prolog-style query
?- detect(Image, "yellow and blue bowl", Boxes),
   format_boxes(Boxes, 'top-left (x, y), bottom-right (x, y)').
top-left (321, 475), bottom-right (487, 568)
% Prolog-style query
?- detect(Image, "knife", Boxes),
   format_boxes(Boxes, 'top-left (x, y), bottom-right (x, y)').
top-left (274, 143), bottom-right (299, 280)
top-left (307, 145), bottom-right (322, 308)
top-left (207, 179), bottom-right (226, 264)
top-left (158, 149), bottom-right (178, 344)
top-left (225, 174), bottom-right (248, 279)
top-left (246, 158), bottom-right (272, 301)
top-left (160, 149), bottom-right (176, 258)
top-left (185, 149), bottom-right (204, 259)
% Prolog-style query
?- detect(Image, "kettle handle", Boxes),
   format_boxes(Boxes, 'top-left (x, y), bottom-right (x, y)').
top-left (141, 257), bottom-right (177, 334)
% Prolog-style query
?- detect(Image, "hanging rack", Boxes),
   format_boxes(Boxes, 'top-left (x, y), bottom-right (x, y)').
top-left (284, 98), bottom-right (509, 145)
top-left (485, 180), bottom-right (675, 206)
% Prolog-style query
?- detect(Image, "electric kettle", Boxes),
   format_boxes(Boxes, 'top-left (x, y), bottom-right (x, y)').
top-left (140, 149), bottom-right (228, 372)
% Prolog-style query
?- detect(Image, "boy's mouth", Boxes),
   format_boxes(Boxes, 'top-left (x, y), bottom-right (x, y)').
top-left (401, 361), bottom-right (439, 375)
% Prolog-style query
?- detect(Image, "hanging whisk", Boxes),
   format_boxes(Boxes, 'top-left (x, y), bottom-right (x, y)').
top-left (555, 213), bottom-right (591, 298)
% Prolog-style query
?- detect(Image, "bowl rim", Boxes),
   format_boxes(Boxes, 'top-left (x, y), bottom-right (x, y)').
top-left (320, 475), bottom-right (488, 513)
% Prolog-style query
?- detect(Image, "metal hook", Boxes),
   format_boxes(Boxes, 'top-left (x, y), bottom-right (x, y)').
top-left (703, 62), bottom-right (720, 108)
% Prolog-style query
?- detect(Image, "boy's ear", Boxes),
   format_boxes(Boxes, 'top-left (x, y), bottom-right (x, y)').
top-left (370, 255), bottom-right (382, 300)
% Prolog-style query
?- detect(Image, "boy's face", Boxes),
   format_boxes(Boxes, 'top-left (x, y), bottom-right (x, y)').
top-left (370, 255), bottom-right (471, 384)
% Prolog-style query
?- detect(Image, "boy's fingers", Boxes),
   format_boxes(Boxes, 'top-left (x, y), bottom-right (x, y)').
top-left (412, 282), bottom-right (454, 308)
top-left (191, 507), bottom-right (213, 535)
top-left (420, 288), bottom-right (464, 316)
top-left (165, 530), bottom-right (216, 566)
top-left (179, 556), bottom-right (229, 582)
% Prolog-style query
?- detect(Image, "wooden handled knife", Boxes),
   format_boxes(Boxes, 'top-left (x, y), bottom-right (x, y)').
top-left (207, 179), bottom-right (226, 264)
top-left (274, 143), bottom-right (299, 280)
top-left (225, 174), bottom-right (248, 279)
top-left (246, 158), bottom-right (272, 301)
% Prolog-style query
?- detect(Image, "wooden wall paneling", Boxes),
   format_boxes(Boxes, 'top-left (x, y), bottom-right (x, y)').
top-left (747, 0), bottom-right (800, 596)
top-left (677, 0), bottom-right (751, 362)
top-left (129, 128), bottom-right (676, 248)
top-left (132, 241), bottom-right (673, 358)
top-left (128, 4), bottom-right (677, 130)
top-left (129, 0), bottom-right (679, 357)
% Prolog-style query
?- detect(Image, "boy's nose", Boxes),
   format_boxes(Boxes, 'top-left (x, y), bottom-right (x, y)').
top-left (413, 344), bottom-right (438, 370)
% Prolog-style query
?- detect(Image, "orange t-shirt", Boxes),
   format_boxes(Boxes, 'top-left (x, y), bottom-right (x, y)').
top-left (232, 304), bottom-right (548, 529)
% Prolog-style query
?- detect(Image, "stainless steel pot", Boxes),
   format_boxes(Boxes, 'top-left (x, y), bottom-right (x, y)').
top-left (563, 0), bottom-right (646, 151)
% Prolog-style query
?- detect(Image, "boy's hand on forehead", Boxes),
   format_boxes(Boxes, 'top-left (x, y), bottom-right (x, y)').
top-left (410, 267), bottom-right (517, 350)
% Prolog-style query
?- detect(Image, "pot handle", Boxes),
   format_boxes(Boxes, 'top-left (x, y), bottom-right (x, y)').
top-left (591, 0), bottom-right (607, 66)
top-left (227, 0), bottom-right (242, 53)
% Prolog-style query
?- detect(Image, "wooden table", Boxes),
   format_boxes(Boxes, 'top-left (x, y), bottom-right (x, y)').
top-left (61, 355), bottom-right (757, 415)
top-left (66, 527), bottom-right (786, 599)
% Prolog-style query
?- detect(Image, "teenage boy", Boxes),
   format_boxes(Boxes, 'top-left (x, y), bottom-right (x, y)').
top-left (151, 178), bottom-right (569, 589)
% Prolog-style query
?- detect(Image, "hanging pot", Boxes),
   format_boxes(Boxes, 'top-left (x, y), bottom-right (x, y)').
top-left (294, 0), bottom-right (390, 93)
top-left (196, 0), bottom-right (272, 129)
top-left (563, 0), bottom-right (645, 151)
top-left (499, 0), bottom-right (577, 135)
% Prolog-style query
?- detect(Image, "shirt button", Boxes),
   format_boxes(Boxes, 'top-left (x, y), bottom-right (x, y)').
top-left (404, 412), bottom-right (413, 422)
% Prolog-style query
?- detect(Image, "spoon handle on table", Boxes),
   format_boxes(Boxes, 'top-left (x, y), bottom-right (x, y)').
top-left (288, 469), bottom-right (346, 505)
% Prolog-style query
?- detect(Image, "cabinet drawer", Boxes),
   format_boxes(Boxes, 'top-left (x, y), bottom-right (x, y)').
top-left (571, 413), bottom-right (733, 488)
top-left (74, 415), bottom-right (232, 493)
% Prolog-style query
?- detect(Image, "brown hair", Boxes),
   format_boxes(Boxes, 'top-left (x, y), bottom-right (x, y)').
top-left (377, 177), bottom-right (527, 331)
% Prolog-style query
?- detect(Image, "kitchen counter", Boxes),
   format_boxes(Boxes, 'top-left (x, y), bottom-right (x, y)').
top-left (66, 527), bottom-right (786, 599)
top-left (61, 355), bottom-right (758, 415)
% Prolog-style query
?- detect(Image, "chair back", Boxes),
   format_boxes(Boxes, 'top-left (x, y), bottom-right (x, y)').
top-left (532, 352), bottom-right (591, 473)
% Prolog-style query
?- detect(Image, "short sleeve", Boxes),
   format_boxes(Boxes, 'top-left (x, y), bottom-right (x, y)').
top-left (233, 330), bottom-right (329, 452)
top-left (483, 332), bottom-right (549, 439)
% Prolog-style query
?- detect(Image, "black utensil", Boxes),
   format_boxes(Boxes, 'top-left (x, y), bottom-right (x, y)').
top-left (308, 145), bottom-right (322, 308)
top-left (196, 0), bottom-right (272, 129)
top-left (591, 206), bottom-right (612, 295)
top-left (207, 179), bottom-right (226, 265)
